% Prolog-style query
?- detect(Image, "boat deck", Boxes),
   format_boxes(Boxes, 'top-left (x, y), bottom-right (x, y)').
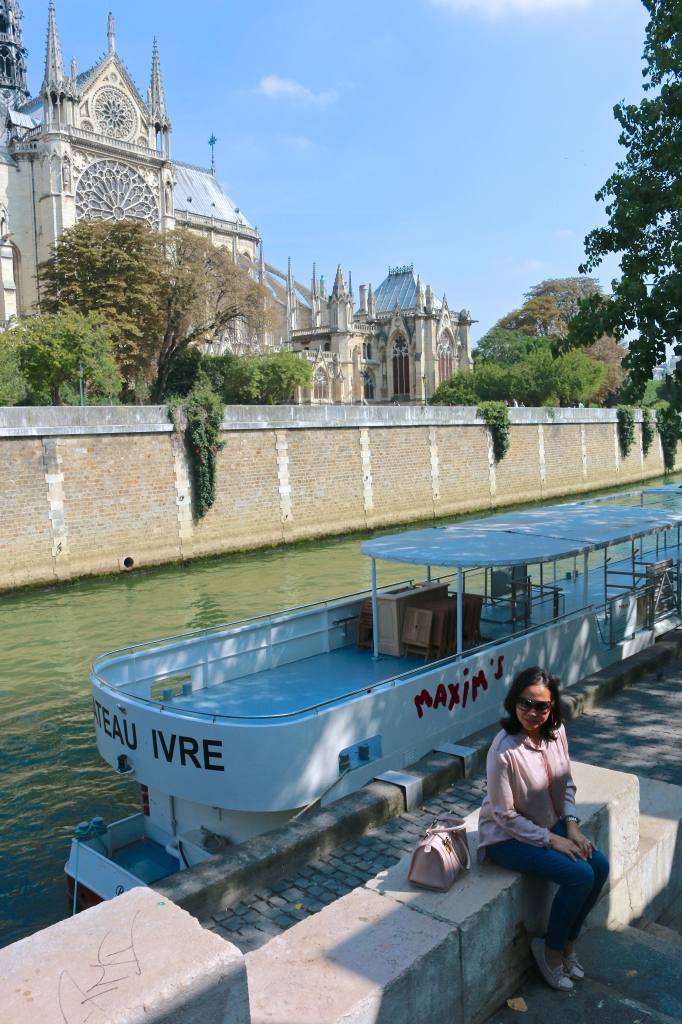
top-left (170, 645), bottom-right (417, 718)
top-left (159, 542), bottom-right (682, 720)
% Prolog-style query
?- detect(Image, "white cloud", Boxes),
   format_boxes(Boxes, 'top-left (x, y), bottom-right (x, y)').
top-left (432, 0), bottom-right (593, 16)
top-left (521, 258), bottom-right (543, 271)
top-left (555, 229), bottom-right (573, 237)
top-left (286, 135), bottom-right (316, 150)
top-left (258, 75), bottom-right (338, 104)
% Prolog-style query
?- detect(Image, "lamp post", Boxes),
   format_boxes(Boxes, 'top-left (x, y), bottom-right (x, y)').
top-left (78, 363), bottom-right (84, 407)
top-left (422, 371), bottom-right (428, 406)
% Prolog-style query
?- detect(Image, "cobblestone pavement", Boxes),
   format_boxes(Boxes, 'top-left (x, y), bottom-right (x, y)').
top-left (203, 660), bottom-right (682, 952)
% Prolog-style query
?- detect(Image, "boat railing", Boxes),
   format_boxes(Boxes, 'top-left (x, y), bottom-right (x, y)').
top-left (94, 604), bottom-right (598, 722)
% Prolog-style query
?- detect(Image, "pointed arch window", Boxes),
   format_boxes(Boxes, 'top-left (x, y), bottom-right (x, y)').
top-left (363, 372), bottom-right (375, 401)
top-left (392, 336), bottom-right (410, 397)
top-left (438, 335), bottom-right (454, 383)
top-left (313, 369), bottom-right (329, 402)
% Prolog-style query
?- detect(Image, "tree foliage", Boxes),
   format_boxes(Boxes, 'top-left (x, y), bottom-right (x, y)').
top-left (642, 406), bottom-right (656, 456)
top-left (0, 332), bottom-right (27, 406)
top-left (164, 348), bottom-right (312, 405)
top-left (178, 374), bottom-right (226, 519)
top-left (566, 2), bottom-right (682, 410)
top-left (39, 221), bottom-right (276, 402)
top-left (431, 348), bottom-right (606, 407)
top-left (10, 310), bottom-right (120, 405)
top-left (494, 278), bottom-right (602, 339)
top-left (477, 401), bottom-right (511, 462)
top-left (38, 220), bottom-right (164, 388)
top-left (473, 328), bottom-right (550, 366)
top-left (616, 405), bottom-right (636, 458)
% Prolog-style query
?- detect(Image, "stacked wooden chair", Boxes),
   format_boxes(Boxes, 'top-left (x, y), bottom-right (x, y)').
top-left (356, 598), bottom-right (374, 650)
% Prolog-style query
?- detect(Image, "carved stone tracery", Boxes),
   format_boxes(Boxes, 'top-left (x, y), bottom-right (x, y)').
top-left (93, 86), bottom-right (136, 140)
top-left (75, 159), bottom-right (159, 229)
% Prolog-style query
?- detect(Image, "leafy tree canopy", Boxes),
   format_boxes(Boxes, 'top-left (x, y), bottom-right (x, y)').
top-left (474, 327), bottom-right (551, 366)
top-left (566, 1), bottom-right (682, 409)
top-left (164, 347), bottom-right (312, 405)
top-left (430, 348), bottom-right (606, 408)
top-left (10, 310), bottom-right (121, 405)
top-left (0, 333), bottom-right (27, 406)
top-left (39, 221), bottom-right (277, 403)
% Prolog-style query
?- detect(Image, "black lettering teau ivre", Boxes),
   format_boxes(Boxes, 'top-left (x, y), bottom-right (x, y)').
top-left (152, 728), bottom-right (224, 771)
top-left (92, 698), bottom-right (137, 750)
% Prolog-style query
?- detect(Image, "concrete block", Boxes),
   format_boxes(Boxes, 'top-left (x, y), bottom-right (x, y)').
top-left (245, 885), bottom-right (461, 1024)
top-left (366, 761), bottom-right (640, 1024)
top-left (595, 776), bottom-right (682, 929)
top-left (0, 887), bottom-right (250, 1024)
top-left (571, 761), bottom-right (640, 882)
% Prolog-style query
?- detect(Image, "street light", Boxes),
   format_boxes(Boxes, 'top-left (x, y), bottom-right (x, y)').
top-left (78, 363), bottom-right (84, 407)
top-left (422, 372), bottom-right (428, 406)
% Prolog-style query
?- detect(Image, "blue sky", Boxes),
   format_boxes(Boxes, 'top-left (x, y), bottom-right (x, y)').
top-left (20, 0), bottom-right (649, 341)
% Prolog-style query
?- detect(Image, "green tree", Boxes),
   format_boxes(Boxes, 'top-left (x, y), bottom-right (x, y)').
top-left (11, 310), bottom-right (121, 405)
top-left (525, 278), bottom-right (602, 330)
top-left (566, 1), bottom-right (682, 409)
top-left (431, 349), bottom-right (605, 407)
top-left (0, 333), bottom-right (27, 405)
top-left (164, 348), bottom-right (312, 405)
top-left (151, 230), bottom-right (276, 402)
top-left (38, 220), bottom-right (165, 387)
top-left (474, 327), bottom-right (550, 366)
top-left (39, 221), bottom-right (277, 402)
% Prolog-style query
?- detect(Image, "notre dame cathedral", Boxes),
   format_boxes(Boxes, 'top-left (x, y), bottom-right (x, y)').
top-left (0, 2), bottom-right (473, 404)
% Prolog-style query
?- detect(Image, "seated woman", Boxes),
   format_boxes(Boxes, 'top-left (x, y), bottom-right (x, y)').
top-left (477, 666), bottom-right (609, 992)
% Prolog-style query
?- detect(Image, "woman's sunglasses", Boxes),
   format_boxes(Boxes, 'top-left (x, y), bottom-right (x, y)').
top-left (516, 698), bottom-right (553, 715)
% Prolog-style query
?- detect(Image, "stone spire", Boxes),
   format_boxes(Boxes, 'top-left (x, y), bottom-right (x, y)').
top-left (367, 283), bottom-right (376, 319)
top-left (0, 0), bottom-right (28, 106)
top-left (332, 264), bottom-right (346, 298)
top-left (107, 11), bottom-right (115, 53)
top-left (149, 38), bottom-right (171, 130)
top-left (311, 263), bottom-right (320, 328)
top-left (43, 1), bottom-right (64, 92)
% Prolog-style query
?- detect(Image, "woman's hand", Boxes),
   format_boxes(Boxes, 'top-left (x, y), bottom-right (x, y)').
top-left (548, 831), bottom-right (585, 861)
top-left (566, 821), bottom-right (595, 860)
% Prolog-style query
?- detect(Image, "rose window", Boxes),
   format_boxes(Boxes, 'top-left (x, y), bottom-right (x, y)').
top-left (94, 87), bottom-right (136, 140)
top-left (75, 160), bottom-right (159, 229)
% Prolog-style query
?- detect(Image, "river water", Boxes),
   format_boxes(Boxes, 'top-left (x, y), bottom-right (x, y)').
top-left (2, 473), bottom-right (679, 949)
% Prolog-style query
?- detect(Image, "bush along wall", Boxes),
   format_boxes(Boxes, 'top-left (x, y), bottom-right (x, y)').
top-left (171, 374), bottom-right (226, 518)
top-left (616, 405), bottom-right (636, 459)
top-left (477, 401), bottom-right (511, 462)
top-left (642, 407), bottom-right (655, 459)
top-left (657, 408), bottom-right (680, 472)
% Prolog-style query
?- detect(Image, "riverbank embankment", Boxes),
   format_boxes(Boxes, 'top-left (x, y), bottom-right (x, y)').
top-left (0, 404), bottom-right (672, 593)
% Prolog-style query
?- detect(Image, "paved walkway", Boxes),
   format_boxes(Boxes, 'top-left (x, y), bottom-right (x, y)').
top-left (203, 660), bottom-right (682, 953)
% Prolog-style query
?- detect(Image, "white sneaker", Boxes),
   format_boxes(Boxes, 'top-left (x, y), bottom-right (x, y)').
top-left (563, 954), bottom-right (585, 981)
top-left (531, 938), bottom-right (574, 991)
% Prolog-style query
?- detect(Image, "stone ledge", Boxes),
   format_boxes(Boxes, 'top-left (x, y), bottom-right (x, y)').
top-left (0, 886), bottom-right (250, 1024)
top-left (365, 761), bottom-right (640, 1024)
top-left (245, 886), bottom-right (462, 1024)
top-left (0, 403), bottom-right (643, 437)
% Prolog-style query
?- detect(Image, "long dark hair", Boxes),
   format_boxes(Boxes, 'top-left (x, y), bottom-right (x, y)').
top-left (500, 666), bottom-right (562, 741)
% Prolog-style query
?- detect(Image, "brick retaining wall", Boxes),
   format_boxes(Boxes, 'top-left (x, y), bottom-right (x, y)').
top-left (0, 405), bottom-right (673, 592)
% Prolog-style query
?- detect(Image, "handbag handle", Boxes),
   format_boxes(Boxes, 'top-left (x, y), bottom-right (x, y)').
top-left (422, 827), bottom-right (471, 869)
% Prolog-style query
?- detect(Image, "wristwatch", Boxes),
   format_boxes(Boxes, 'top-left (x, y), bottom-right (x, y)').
top-left (564, 815), bottom-right (580, 825)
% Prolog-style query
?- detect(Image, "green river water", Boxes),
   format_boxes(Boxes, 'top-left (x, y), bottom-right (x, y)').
top-left (2, 472), bottom-right (679, 949)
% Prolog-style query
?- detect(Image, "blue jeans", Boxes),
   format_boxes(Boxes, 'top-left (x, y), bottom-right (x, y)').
top-left (486, 821), bottom-right (610, 952)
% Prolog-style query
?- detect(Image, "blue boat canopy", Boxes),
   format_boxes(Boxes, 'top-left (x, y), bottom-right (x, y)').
top-left (360, 503), bottom-right (682, 568)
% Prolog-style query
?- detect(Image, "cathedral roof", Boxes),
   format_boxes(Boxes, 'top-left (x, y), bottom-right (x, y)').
top-left (374, 265), bottom-right (442, 314)
top-left (172, 162), bottom-right (252, 227)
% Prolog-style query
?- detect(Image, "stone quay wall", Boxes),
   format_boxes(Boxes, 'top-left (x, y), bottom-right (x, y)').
top-left (0, 405), bottom-right (673, 593)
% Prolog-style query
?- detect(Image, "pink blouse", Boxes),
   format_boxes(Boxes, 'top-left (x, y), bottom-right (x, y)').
top-left (477, 724), bottom-right (578, 863)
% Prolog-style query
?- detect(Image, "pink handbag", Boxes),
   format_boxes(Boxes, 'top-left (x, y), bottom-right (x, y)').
top-left (408, 811), bottom-right (471, 892)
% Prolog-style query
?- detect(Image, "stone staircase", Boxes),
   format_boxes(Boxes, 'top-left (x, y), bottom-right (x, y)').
top-left (484, 897), bottom-right (682, 1024)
